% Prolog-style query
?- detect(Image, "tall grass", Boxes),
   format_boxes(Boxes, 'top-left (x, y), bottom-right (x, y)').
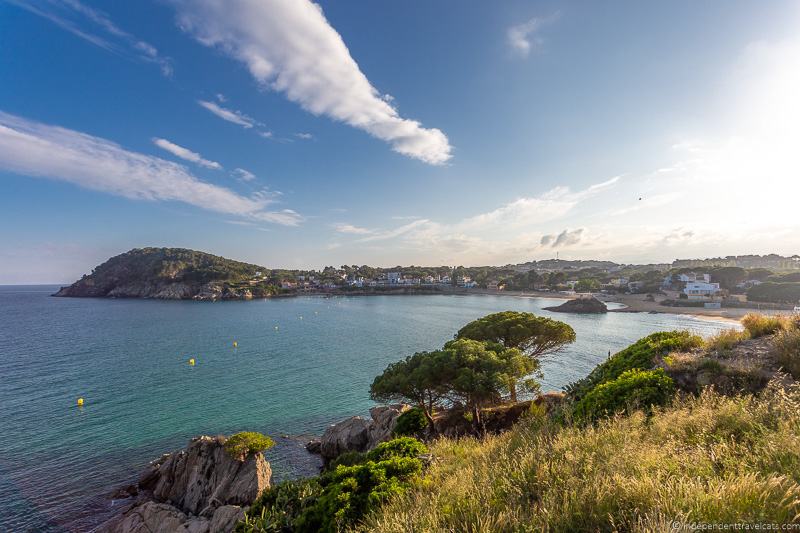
top-left (741, 313), bottom-right (791, 338)
top-left (359, 384), bottom-right (800, 532)
top-left (705, 328), bottom-right (750, 352)
top-left (773, 327), bottom-right (800, 379)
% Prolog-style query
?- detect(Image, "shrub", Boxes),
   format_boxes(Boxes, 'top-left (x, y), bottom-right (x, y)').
top-left (393, 407), bottom-right (429, 437)
top-left (224, 432), bottom-right (275, 460)
top-left (367, 437), bottom-right (428, 462)
top-left (572, 368), bottom-right (675, 423)
top-left (741, 313), bottom-right (789, 338)
top-left (238, 437), bottom-right (427, 533)
top-left (326, 451), bottom-right (366, 470)
top-left (705, 328), bottom-right (750, 353)
top-left (772, 327), bottom-right (800, 379)
top-left (236, 479), bottom-right (321, 533)
top-left (565, 331), bottom-right (701, 400)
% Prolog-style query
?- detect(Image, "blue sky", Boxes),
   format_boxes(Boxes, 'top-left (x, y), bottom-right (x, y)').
top-left (1, 0), bottom-right (799, 283)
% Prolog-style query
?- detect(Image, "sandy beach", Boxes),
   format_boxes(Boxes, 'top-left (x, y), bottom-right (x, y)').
top-left (478, 289), bottom-right (793, 324)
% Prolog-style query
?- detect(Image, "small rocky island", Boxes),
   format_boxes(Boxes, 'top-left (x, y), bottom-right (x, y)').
top-left (545, 296), bottom-right (608, 314)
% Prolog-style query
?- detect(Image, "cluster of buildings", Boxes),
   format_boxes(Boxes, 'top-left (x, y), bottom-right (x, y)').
top-left (346, 272), bottom-right (476, 288)
top-left (662, 272), bottom-right (721, 300)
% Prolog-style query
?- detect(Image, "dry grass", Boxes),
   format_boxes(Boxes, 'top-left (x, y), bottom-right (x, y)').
top-left (741, 313), bottom-right (792, 338)
top-left (773, 327), bottom-right (800, 379)
top-left (357, 384), bottom-right (800, 532)
top-left (705, 328), bottom-right (750, 353)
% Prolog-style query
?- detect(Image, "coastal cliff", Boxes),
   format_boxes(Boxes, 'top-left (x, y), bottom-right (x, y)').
top-left (54, 248), bottom-right (275, 301)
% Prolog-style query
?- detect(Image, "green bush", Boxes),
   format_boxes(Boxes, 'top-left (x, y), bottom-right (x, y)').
top-left (224, 432), bottom-right (275, 460)
top-left (238, 437), bottom-right (427, 533)
top-left (297, 457), bottom-right (423, 532)
top-left (236, 479), bottom-right (321, 533)
top-left (565, 331), bottom-right (701, 400)
top-left (393, 407), bottom-right (429, 437)
top-left (572, 368), bottom-right (675, 423)
top-left (366, 436), bottom-right (428, 462)
top-left (326, 450), bottom-right (366, 470)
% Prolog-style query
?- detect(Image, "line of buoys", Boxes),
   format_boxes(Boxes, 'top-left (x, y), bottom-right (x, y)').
top-left (188, 357), bottom-right (196, 366)
top-left (77, 397), bottom-right (84, 407)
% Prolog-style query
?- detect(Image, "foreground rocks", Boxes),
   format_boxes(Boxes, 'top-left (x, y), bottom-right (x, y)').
top-left (99, 436), bottom-right (270, 533)
top-left (545, 296), bottom-right (608, 314)
top-left (310, 404), bottom-right (410, 461)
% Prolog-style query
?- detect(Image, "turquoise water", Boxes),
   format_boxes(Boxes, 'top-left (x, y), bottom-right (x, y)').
top-left (0, 286), bottom-right (737, 531)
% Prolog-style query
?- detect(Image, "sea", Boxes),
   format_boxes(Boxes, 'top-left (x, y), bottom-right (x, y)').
top-left (0, 285), bottom-right (738, 531)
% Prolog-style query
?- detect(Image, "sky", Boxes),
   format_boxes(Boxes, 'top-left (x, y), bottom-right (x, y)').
top-left (1, 0), bottom-right (799, 283)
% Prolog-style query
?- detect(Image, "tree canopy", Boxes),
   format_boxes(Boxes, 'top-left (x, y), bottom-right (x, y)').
top-left (455, 311), bottom-right (576, 357)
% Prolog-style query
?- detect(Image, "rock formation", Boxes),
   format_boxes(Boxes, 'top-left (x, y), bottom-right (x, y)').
top-left (99, 436), bottom-right (270, 533)
top-left (312, 404), bottom-right (409, 461)
top-left (545, 296), bottom-right (608, 314)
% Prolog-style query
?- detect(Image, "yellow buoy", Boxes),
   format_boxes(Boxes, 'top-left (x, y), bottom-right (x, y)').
top-left (189, 358), bottom-right (196, 366)
top-left (233, 341), bottom-right (238, 348)
top-left (77, 397), bottom-right (84, 407)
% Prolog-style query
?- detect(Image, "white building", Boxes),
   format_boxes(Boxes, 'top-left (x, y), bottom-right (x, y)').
top-left (387, 272), bottom-right (402, 284)
top-left (684, 281), bottom-right (721, 300)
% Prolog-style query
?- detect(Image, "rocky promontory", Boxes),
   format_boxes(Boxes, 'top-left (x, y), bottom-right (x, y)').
top-left (54, 247), bottom-right (276, 301)
top-left (99, 435), bottom-right (271, 533)
top-left (545, 296), bottom-right (608, 314)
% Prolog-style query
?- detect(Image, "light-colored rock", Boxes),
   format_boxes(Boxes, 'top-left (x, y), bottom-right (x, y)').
top-left (141, 435), bottom-right (271, 516)
top-left (101, 435), bottom-right (270, 533)
top-left (320, 416), bottom-right (371, 460)
top-left (367, 404), bottom-right (410, 448)
top-left (209, 505), bottom-right (246, 533)
top-left (319, 404), bottom-right (410, 460)
top-left (98, 501), bottom-right (209, 533)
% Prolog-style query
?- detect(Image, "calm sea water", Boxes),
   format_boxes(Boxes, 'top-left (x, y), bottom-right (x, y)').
top-left (0, 286), bottom-right (737, 531)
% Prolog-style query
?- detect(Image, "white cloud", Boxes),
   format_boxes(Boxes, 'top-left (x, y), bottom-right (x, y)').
top-left (258, 131), bottom-right (274, 139)
top-left (295, 132), bottom-right (313, 140)
top-left (333, 223), bottom-right (373, 235)
top-left (197, 100), bottom-right (257, 129)
top-left (173, 0), bottom-right (452, 165)
top-left (152, 137), bottom-right (222, 169)
top-left (233, 168), bottom-right (256, 181)
top-left (0, 111), bottom-right (302, 226)
top-left (8, 0), bottom-right (173, 76)
top-left (507, 13), bottom-right (558, 58)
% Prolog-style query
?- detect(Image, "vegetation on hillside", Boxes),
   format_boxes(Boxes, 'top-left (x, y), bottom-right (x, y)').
top-left (360, 385), bottom-right (800, 532)
top-left (239, 312), bottom-right (800, 532)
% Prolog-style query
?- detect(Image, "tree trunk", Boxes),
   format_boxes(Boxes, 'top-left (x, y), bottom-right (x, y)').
top-left (422, 404), bottom-right (437, 435)
top-left (509, 380), bottom-right (518, 403)
top-left (472, 404), bottom-right (484, 435)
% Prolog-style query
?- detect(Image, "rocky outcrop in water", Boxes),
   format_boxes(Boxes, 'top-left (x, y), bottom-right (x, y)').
top-left (311, 404), bottom-right (410, 461)
top-left (99, 435), bottom-right (270, 533)
top-left (545, 296), bottom-right (608, 314)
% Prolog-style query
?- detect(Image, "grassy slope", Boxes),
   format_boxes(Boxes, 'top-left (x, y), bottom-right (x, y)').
top-left (360, 385), bottom-right (800, 532)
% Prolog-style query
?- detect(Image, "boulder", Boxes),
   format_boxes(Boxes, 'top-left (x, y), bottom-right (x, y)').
top-left (318, 404), bottom-right (410, 461)
top-left (98, 501), bottom-right (209, 533)
top-left (545, 297), bottom-right (607, 314)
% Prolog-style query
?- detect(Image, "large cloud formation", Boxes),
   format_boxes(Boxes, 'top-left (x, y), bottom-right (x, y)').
top-left (173, 0), bottom-right (452, 164)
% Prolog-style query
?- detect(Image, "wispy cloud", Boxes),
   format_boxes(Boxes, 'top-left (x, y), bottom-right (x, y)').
top-left (233, 168), bottom-right (257, 182)
top-left (507, 13), bottom-right (559, 58)
top-left (197, 100), bottom-right (258, 129)
top-left (152, 137), bottom-right (221, 169)
top-left (0, 111), bottom-right (302, 226)
top-left (333, 223), bottom-right (373, 235)
top-left (173, 0), bottom-right (452, 165)
top-left (295, 132), bottom-right (313, 140)
top-left (8, 0), bottom-right (173, 76)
